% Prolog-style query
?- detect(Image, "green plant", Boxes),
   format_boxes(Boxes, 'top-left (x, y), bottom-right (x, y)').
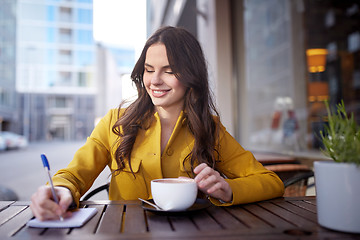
top-left (320, 100), bottom-right (360, 165)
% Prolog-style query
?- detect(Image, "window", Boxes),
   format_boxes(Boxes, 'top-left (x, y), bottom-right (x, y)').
top-left (46, 49), bottom-right (56, 64)
top-left (78, 72), bottom-right (87, 86)
top-left (47, 27), bottom-right (55, 42)
top-left (59, 28), bottom-right (72, 43)
top-left (304, 1), bottom-right (360, 148)
top-left (20, 3), bottom-right (46, 21)
top-left (77, 0), bottom-right (93, 3)
top-left (55, 97), bottom-right (66, 108)
top-left (0, 88), bottom-right (10, 106)
top-left (74, 50), bottom-right (94, 66)
top-left (20, 26), bottom-right (47, 42)
top-left (75, 29), bottom-right (93, 44)
top-left (232, 0), bottom-right (360, 151)
top-left (46, 5), bottom-right (56, 21)
top-left (59, 7), bottom-right (72, 22)
top-left (58, 71), bottom-right (72, 86)
top-left (59, 50), bottom-right (72, 65)
top-left (46, 70), bottom-right (56, 87)
top-left (77, 9), bottom-right (92, 24)
top-left (49, 96), bottom-right (68, 108)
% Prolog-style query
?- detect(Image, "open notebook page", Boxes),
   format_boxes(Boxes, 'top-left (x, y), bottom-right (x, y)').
top-left (27, 208), bottom-right (97, 228)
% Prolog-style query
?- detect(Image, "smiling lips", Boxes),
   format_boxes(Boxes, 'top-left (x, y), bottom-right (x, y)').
top-left (151, 89), bottom-right (170, 97)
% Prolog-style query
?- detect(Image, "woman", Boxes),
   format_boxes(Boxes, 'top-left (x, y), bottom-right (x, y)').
top-left (30, 26), bottom-right (284, 220)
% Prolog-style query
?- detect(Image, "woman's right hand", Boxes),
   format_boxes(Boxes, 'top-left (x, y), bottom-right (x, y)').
top-left (30, 185), bottom-right (73, 221)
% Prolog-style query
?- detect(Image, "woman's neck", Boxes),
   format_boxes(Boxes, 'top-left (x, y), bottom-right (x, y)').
top-left (155, 106), bottom-right (182, 126)
top-left (156, 106), bottom-right (183, 153)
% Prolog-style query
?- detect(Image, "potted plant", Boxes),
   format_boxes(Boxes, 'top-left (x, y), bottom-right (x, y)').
top-left (314, 100), bottom-right (360, 233)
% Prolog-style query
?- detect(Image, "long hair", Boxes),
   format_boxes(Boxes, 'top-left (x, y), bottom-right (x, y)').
top-left (112, 26), bottom-right (220, 175)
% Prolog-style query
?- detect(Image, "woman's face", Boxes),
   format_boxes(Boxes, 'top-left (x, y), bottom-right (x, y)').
top-left (143, 43), bottom-right (187, 113)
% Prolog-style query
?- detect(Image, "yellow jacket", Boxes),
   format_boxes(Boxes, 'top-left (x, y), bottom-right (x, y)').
top-left (53, 109), bottom-right (284, 206)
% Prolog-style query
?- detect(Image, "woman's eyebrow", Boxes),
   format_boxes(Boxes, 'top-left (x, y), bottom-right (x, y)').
top-left (144, 63), bottom-right (171, 69)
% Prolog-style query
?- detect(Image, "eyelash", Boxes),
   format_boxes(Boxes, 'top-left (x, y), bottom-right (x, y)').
top-left (145, 68), bottom-right (173, 74)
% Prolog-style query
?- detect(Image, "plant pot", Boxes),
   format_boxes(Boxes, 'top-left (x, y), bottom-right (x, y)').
top-left (314, 161), bottom-right (360, 233)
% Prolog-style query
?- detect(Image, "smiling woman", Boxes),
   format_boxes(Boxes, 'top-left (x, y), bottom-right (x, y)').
top-left (29, 26), bottom-right (284, 221)
top-left (143, 43), bottom-right (187, 117)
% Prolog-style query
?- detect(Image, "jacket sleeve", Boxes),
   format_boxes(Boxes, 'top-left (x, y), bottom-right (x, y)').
top-left (52, 109), bottom-right (116, 206)
top-left (209, 124), bottom-right (285, 206)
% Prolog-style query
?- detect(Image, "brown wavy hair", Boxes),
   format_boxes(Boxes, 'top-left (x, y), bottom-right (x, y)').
top-left (112, 26), bottom-right (220, 176)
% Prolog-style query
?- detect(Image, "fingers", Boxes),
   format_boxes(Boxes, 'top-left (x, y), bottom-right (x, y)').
top-left (193, 163), bottom-right (232, 202)
top-left (56, 187), bottom-right (73, 212)
top-left (30, 186), bottom-right (60, 221)
top-left (193, 163), bottom-right (207, 174)
top-left (30, 186), bottom-right (73, 221)
top-left (194, 164), bottom-right (221, 191)
top-left (205, 181), bottom-right (223, 194)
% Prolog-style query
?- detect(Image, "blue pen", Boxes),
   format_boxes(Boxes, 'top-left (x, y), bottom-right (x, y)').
top-left (41, 154), bottom-right (64, 221)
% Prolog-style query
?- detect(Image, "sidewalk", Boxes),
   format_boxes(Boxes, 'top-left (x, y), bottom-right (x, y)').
top-left (0, 141), bottom-right (110, 201)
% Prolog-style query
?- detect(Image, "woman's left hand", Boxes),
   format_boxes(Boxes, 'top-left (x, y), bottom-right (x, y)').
top-left (194, 163), bottom-right (233, 203)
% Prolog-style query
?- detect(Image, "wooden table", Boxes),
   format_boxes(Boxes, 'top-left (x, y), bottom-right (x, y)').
top-left (253, 152), bottom-right (298, 165)
top-left (253, 150), bottom-right (332, 169)
top-left (1, 197), bottom-right (359, 239)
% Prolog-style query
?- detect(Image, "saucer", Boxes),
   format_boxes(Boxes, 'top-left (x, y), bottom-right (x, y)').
top-left (141, 198), bottom-right (211, 214)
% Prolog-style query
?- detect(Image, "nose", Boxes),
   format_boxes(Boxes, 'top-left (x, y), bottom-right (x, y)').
top-left (151, 72), bottom-right (162, 85)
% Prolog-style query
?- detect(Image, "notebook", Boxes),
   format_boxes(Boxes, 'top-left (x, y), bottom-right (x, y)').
top-left (27, 208), bottom-right (97, 228)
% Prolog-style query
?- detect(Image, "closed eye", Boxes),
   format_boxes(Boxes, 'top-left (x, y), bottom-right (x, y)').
top-left (145, 68), bottom-right (154, 73)
top-left (164, 67), bottom-right (174, 74)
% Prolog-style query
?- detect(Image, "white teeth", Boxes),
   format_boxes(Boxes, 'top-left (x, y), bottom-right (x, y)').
top-left (153, 90), bottom-right (165, 94)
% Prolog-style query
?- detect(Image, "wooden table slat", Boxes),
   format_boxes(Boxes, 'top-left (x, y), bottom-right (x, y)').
top-left (190, 209), bottom-right (223, 231)
top-left (67, 205), bottom-right (105, 236)
top-left (225, 205), bottom-right (273, 229)
top-left (0, 207), bottom-right (35, 238)
top-left (289, 199), bottom-right (317, 213)
top-left (242, 203), bottom-right (294, 229)
top-left (41, 226), bottom-right (71, 236)
top-left (145, 212), bottom-right (173, 232)
top-left (206, 205), bottom-right (249, 230)
top-left (0, 201), bottom-right (13, 212)
top-left (15, 225), bottom-right (45, 239)
top-left (96, 204), bottom-right (124, 234)
top-left (12, 201), bottom-right (32, 206)
top-left (168, 215), bottom-right (198, 232)
top-left (275, 201), bottom-right (317, 222)
top-left (0, 205), bottom-right (27, 226)
top-left (259, 202), bottom-right (315, 229)
top-left (304, 198), bottom-right (317, 205)
top-left (122, 204), bottom-right (147, 233)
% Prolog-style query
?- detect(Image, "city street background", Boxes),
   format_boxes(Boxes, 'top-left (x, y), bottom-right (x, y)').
top-left (0, 141), bottom-right (110, 201)
top-left (0, 141), bottom-right (316, 201)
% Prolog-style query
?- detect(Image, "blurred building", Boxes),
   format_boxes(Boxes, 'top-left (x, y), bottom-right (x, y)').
top-left (147, 0), bottom-right (360, 152)
top-left (0, 0), bottom-right (96, 141)
top-left (95, 43), bottom-right (136, 120)
top-left (0, 0), bottom-right (17, 132)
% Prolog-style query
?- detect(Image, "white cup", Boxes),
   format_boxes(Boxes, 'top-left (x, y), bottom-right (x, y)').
top-left (151, 178), bottom-right (198, 211)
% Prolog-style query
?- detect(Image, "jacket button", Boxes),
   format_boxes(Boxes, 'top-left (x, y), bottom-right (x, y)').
top-left (166, 148), bottom-right (174, 156)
